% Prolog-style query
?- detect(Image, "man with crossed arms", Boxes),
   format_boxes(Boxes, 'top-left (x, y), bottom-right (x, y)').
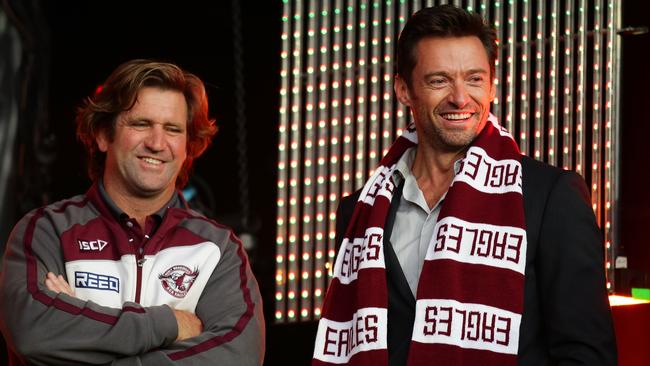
top-left (0, 60), bottom-right (264, 365)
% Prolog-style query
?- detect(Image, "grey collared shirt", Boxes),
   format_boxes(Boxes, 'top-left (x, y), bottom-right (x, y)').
top-left (390, 147), bottom-right (461, 296)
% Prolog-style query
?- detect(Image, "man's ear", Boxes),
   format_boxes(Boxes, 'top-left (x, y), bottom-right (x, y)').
top-left (394, 74), bottom-right (412, 107)
top-left (96, 129), bottom-right (109, 153)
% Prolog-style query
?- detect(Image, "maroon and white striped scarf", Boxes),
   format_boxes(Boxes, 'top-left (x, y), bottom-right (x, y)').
top-left (313, 114), bottom-right (526, 365)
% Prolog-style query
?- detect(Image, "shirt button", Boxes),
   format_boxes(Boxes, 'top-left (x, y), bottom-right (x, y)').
top-left (126, 221), bottom-right (134, 228)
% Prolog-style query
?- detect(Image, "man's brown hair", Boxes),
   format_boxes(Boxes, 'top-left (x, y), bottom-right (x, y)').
top-left (76, 59), bottom-right (217, 187)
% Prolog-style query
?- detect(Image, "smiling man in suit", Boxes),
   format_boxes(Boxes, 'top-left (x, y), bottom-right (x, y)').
top-left (312, 5), bottom-right (616, 366)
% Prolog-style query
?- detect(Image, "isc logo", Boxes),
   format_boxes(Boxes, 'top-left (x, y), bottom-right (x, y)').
top-left (78, 239), bottom-right (108, 252)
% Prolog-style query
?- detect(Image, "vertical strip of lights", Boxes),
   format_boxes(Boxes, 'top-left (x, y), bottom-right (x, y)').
top-left (533, 0), bottom-right (545, 160)
top-left (381, 1), bottom-right (395, 156)
top-left (492, 1), bottom-right (503, 118)
top-left (547, 0), bottom-right (559, 165)
top-left (466, 0), bottom-right (476, 12)
top-left (576, 0), bottom-right (587, 175)
top-left (592, 0), bottom-right (603, 224)
top-left (342, 0), bottom-right (357, 198)
top-left (354, 1), bottom-right (369, 188)
top-left (313, 0), bottom-right (332, 319)
top-left (519, 0), bottom-right (531, 155)
top-left (396, 0), bottom-right (408, 133)
top-left (604, 0), bottom-right (620, 290)
top-left (298, 1), bottom-right (318, 321)
top-left (275, 0), bottom-right (292, 323)
top-left (326, 0), bottom-right (345, 287)
top-left (286, 0), bottom-right (304, 323)
top-left (504, 0), bottom-right (516, 133)
top-left (367, 1), bottom-right (382, 176)
top-left (562, 0), bottom-right (575, 170)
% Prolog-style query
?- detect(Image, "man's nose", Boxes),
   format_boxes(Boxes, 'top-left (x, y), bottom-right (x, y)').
top-left (448, 81), bottom-right (470, 108)
top-left (144, 126), bottom-right (165, 151)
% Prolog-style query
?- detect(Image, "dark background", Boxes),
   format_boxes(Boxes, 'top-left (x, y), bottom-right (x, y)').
top-left (1, 0), bottom-right (650, 365)
top-left (619, 0), bottom-right (650, 296)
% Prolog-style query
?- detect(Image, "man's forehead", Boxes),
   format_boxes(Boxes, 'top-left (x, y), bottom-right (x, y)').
top-left (412, 36), bottom-right (493, 75)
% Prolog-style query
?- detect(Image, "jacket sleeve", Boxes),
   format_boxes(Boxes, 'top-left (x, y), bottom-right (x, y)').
top-left (0, 209), bottom-right (179, 365)
top-left (537, 171), bottom-right (617, 365)
top-left (109, 231), bottom-right (265, 366)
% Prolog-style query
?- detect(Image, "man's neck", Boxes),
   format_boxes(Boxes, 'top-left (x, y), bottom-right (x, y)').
top-left (411, 145), bottom-right (465, 209)
top-left (103, 182), bottom-right (173, 228)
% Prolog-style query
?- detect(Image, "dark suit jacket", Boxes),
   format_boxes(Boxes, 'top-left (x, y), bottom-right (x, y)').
top-left (335, 155), bottom-right (617, 366)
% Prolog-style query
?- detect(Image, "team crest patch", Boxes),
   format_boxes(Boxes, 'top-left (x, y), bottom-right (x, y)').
top-left (158, 265), bottom-right (199, 298)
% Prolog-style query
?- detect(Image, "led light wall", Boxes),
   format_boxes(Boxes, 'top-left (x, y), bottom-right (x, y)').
top-left (275, 0), bottom-right (621, 323)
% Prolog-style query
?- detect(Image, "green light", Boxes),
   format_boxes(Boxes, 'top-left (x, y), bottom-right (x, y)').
top-left (632, 288), bottom-right (650, 300)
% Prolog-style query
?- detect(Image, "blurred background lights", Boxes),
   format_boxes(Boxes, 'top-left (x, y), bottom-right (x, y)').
top-left (275, 0), bottom-right (620, 322)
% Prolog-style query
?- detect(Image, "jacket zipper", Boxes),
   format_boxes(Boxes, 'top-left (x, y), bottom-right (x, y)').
top-left (135, 246), bottom-right (145, 303)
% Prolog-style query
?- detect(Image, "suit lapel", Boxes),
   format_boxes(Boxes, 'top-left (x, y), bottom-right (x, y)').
top-left (383, 181), bottom-right (416, 306)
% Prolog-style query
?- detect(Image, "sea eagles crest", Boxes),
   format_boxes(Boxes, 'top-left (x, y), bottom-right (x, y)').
top-left (158, 265), bottom-right (199, 298)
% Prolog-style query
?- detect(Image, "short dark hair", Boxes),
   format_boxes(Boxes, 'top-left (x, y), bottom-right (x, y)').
top-left (396, 4), bottom-right (498, 86)
top-left (76, 59), bottom-right (218, 188)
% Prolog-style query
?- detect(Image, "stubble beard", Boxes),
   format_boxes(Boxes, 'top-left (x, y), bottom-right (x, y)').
top-left (425, 118), bottom-right (481, 154)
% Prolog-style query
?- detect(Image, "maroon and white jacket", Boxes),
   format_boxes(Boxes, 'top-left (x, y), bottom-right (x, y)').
top-left (0, 182), bottom-right (265, 365)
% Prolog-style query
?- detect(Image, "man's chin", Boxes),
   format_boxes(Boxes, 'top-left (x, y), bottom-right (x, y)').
top-left (436, 133), bottom-right (477, 151)
top-left (130, 183), bottom-right (175, 198)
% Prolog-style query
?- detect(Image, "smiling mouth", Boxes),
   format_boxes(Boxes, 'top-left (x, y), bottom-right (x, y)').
top-left (140, 157), bottom-right (163, 165)
top-left (440, 112), bottom-right (473, 120)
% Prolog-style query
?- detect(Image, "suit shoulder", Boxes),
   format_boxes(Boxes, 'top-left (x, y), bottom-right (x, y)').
top-left (521, 155), bottom-right (565, 192)
top-left (520, 155), bottom-right (590, 212)
top-left (338, 190), bottom-right (362, 215)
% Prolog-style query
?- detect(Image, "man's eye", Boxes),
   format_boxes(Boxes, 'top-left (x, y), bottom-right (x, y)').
top-left (129, 121), bottom-right (149, 129)
top-left (166, 126), bottom-right (184, 134)
top-left (429, 79), bottom-right (446, 86)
